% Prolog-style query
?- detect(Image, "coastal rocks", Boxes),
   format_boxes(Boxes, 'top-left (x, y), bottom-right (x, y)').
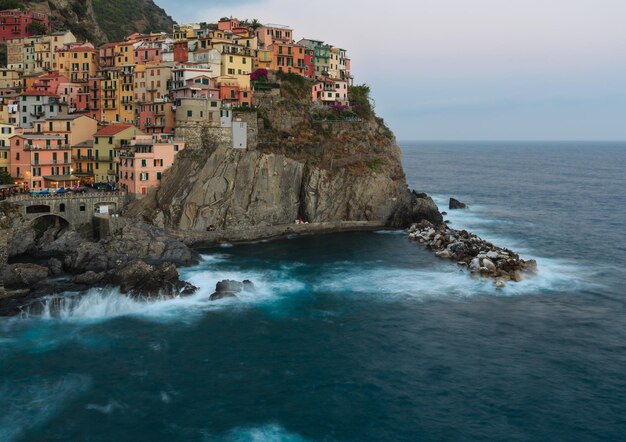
top-left (2, 263), bottom-right (49, 288)
top-left (113, 261), bottom-right (197, 298)
top-left (449, 198), bottom-right (467, 210)
top-left (210, 279), bottom-right (255, 301)
top-left (407, 222), bottom-right (536, 285)
top-left (72, 271), bottom-right (105, 286)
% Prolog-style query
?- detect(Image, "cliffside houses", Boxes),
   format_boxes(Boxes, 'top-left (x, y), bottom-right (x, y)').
top-left (0, 12), bottom-right (354, 196)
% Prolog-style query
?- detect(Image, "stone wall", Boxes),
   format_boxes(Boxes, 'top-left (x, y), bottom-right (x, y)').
top-left (175, 122), bottom-right (233, 151)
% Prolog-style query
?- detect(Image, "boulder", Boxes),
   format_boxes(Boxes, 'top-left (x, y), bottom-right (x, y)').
top-left (482, 258), bottom-right (496, 272)
top-left (47, 257), bottom-right (63, 276)
top-left (72, 271), bottom-right (105, 285)
top-left (209, 291), bottom-right (238, 301)
top-left (210, 279), bottom-right (256, 301)
top-left (449, 198), bottom-right (467, 210)
top-left (2, 263), bottom-right (49, 288)
top-left (113, 260), bottom-right (197, 298)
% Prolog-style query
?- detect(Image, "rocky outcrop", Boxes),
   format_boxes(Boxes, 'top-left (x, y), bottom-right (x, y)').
top-left (127, 77), bottom-right (443, 235)
top-left (112, 261), bottom-right (196, 298)
top-left (209, 279), bottom-right (255, 301)
top-left (408, 221), bottom-right (537, 285)
top-left (25, 0), bottom-right (174, 42)
top-left (449, 198), bottom-right (467, 210)
top-left (2, 263), bottom-right (49, 288)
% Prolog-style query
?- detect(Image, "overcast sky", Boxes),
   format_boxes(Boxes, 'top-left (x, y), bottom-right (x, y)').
top-left (154, 0), bottom-right (626, 141)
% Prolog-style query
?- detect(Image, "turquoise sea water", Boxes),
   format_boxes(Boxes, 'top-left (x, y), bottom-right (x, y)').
top-left (1, 141), bottom-right (625, 441)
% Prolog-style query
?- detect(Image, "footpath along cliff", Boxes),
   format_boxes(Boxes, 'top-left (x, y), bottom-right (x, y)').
top-left (126, 73), bottom-right (442, 243)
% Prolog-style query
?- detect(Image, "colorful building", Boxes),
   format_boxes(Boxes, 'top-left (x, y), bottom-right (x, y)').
top-left (311, 79), bottom-right (349, 106)
top-left (92, 123), bottom-right (144, 183)
top-left (0, 9), bottom-right (49, 43)
top-left (9, 133), bottom-right (75, 190)
top-left (117, 134), bottom-right (185, 196)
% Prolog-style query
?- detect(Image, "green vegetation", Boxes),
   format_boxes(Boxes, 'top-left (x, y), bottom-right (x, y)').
top-left (26, 20), bottom-right (47, 35)
top-left (367, 158), bottom-right (383, 172)
top-left (349, 84), bottom-right (374, 118)
top-left (276, 70), bottom-right (311, 99)
top-left (0, 170), bottom-right (13, 185)
top-left (232, 105), bottom-right (258, 112)
top-left (92, 0), bottom-right (174, 41)
top-left (311, 108), bottom-right (359, 122)
top-left (0, 0), bottom-right (25, 11)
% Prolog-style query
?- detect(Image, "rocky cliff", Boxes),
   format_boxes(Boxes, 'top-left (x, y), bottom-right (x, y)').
top-left (127, 74), bottom-right (442, 234)
top-left (24, 0), bottom-right (174, 42)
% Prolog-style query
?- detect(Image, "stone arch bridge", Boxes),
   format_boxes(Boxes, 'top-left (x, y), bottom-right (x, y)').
top-left (4, 192), bottom-right (130, 227)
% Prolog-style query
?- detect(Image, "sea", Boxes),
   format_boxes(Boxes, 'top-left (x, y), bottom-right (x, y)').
top-left (1, 141), bottom-right (625, 441)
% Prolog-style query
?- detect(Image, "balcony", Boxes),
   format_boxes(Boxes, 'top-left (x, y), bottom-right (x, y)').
top-left (24, 144), bottom-right (71, 151)
top-left (72, 155), bottom-right (94, 161)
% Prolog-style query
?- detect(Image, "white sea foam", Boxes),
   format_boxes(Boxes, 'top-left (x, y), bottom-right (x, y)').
top-left (0, 375), bottom-right (91, 442)
top-left (85, 400), bottom-right (126, 415)
top-left (216, 423), bottom-right (309, 442)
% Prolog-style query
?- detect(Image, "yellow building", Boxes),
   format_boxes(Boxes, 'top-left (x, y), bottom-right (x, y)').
top-left (0, 68), bottom-right (22, 90)
top-left (0, 123), bottom-right (16, 173)
top-left (93, 124), bottom-right (145, 183)
top-left (173, 23), bottom-right (200, 40)
top-left (214, 43), bottom-right (252, 89)
top-left (119, 65), bottom-right (135, 123)
top-left (115, 41), bottom-right (136, 66)
top-left (254, 49), bottom-right (273, 70)
top-left (72, 140), bottom-right (95, 183)
top-left (57, 43), bottom-right (99, 82)
top-left (33, 115), bottom-right (98, 145)
top-left (101, 68), bottom-right (120, 123)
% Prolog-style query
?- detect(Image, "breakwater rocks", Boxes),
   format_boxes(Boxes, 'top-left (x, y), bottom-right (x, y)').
top-left (408, 221), bottom-right (537, 286)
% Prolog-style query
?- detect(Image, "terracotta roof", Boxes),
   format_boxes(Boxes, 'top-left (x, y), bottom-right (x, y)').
top-left (21, 90), bottom-right (58, 97)
top-left (94, 124), bottom-right (134, 137)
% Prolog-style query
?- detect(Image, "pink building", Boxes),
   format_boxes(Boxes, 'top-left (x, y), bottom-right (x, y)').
top-left (10, 133), bottom-right (74, 190)
top-left (117, 134), bottom-right (185, 196)
top-left (171, 75), bottom-right (219, 100)
top-left (30, 72), bottom-right (69, 95)
top-left (133, 41), bottom-right (164, 64)
top-left (312, 79), bottom-right (349, 106)
top-left (218, 18), bottom-right (240, 31)
top-left (57, 81), bottom-right (88, 113)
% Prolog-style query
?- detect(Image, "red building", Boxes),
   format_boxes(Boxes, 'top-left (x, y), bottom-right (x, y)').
top-left (0, 9), bottom-right (49, 43)
top-left (173, 41), bottom-right (189, 63)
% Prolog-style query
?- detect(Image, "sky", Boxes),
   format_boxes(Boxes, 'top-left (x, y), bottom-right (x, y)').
top-left (154, 0), bottom-right (626, 141)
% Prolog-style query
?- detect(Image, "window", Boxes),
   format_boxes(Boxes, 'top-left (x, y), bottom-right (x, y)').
top-left (79, 203), bottom-right (86, 212)
top-left (141, 159), bottom-right (146, 167)
top-left (187, 110), bottom-right (192, 117)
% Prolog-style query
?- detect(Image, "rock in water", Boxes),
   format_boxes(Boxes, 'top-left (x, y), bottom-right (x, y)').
top-left (210, 279), bottom-right (253, 301)
top-left (449, 198), bottom-right (467, 210)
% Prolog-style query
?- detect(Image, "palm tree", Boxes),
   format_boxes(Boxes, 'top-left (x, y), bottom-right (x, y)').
top-left (249, 19), bottom-right (262, 30)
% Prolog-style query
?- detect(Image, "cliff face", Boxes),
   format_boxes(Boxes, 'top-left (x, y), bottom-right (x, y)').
top-left (127, 76), bottom-right (442, 233)
top-left (25, 0), bottom-right (174, 42)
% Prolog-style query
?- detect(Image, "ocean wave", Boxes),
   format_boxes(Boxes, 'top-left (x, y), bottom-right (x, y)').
top-left (213, 423), bottom-right (310, 442)
top-left (0, 374), bottom-right (91, 442)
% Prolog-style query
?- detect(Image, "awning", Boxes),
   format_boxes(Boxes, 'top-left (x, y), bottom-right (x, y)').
top-left (43, 175), bottom-right (80, 182)
top-left (0, 184), bottom-right (17, 189)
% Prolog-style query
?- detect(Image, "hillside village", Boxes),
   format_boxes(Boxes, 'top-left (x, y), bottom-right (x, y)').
top-left (0, 10), bottom-right (354, 197)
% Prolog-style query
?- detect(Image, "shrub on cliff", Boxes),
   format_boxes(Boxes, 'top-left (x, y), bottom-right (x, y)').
top-left (349, 85), bottom-right (374, 118)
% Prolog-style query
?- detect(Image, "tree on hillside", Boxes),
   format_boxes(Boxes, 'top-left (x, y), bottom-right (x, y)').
top-left (0, 0), bottom-right (24, 11)
top-left (27, 21), bottom-right (48, 36)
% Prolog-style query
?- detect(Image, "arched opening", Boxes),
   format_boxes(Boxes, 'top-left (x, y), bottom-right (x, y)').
top-left (59, 203), bottom-right (66, 213)
top-left (26, 205), bottom-right (51, 214)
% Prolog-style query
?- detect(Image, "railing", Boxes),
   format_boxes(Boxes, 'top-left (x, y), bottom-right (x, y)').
top-left (24, 144), bottom-right (71, 151)
top-left (6, 191), bottom-right (128, 202)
